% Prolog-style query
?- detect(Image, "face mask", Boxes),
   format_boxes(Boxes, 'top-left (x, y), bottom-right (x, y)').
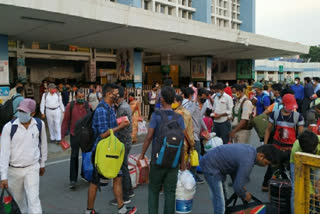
top-left (77, 98), bottom-right (84, 104)
top-left (200, 98), bottom-right (207, 104)
top-left (129, 97), bottom-right (134, 102)
top-left (111, 95), bottom-right (118, 103)
top-left (18, 111), bottom-right (32, 123)
top-left (73, 87), bottom-right (77, 92)
top-left (44, 83), bottom-right (47, 88)
top-left (89, 89), bottom-right (94, 93)
top-left (236, 92), bottom-right (241, 98)
top-left (226, 83), bottom-right (229, 87)
top-left (284, 108), bottom-right (293, 113)
top-left (171, 103), bottom-right (179, 109)
top-left (252, 89), bottom-right (256, 94)
top-left (312, 80), bottom-right (315, 84)
top-left (216, 92), bottom-right (222, 97)
top-left (51, 89), bottom-right (57, 93)
top-left (295, 80), bottom-right (298, 85)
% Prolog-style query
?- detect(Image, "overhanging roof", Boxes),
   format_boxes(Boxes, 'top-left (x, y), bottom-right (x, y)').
top-left (0, 0), bottom-right (310, 59)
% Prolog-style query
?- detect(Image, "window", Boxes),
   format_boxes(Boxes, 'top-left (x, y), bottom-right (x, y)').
top-left (144, 0), bottom-right (149, 10)
top-left (161, 5), bottom-right (165, 14)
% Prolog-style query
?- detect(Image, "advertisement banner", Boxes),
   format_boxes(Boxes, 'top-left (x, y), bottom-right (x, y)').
top-left (117, 49), bottom-right (134, 81)
top-left (0, 60), bottom-right (9, 85)
top-left (191, 57), bottom-right (206, 80)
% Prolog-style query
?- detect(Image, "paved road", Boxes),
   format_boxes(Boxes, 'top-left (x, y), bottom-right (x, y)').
top-left (41, 130), bottom-right (269, 214)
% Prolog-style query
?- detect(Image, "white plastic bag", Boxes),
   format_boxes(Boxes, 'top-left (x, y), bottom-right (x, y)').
top-left (179, 170), bottom-right (196, 190)
top-left (138, 121), bottom-right (148, 136)
top-left (204, 136), bottom-right (223, 152)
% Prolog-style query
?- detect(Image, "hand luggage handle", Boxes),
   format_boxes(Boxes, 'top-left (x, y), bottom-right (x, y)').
top-left (226, 192), bottom-right (263, 207)
top-left (0, 188), bottom-right (13, 201)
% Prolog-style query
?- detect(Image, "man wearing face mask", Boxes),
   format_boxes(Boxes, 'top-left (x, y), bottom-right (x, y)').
top-left (291, 77), bottom-right (304, 112)
top-left (0, 99), bottom-right (48, 213)
top-left (40, 83), bottom-right (65, 143)
top-left (313, 77), bottom-right (320, 94)
top-left (199, 89), bottom-right (213, 117)
top-left (262, 94), bottom-right (304, 192)
top-left (252, 82), bottom-right (270, 116)
top-left (61, 88), bottom-right (91, 189)
top-left (88, 84), bottom-right (102, 110)
top-left (230, 84), bottom-right (253, 144)
top-left (212, 83), bottom-right (234, 145)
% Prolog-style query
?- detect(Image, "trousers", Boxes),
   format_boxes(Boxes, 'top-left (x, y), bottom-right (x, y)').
top-left (46, 108), bottom-right (62, 141)
top-left (121, 145), bottom-right (132, 200)
top-left (8, 162), bottom-right (42, 214)
top-left (214, 120), bottom-right (231, 144)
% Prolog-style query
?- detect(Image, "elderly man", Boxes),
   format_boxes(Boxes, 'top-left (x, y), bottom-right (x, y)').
top-left (40, 83), bottom-right (65, 143)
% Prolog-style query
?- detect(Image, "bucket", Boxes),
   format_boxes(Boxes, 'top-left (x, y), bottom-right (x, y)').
top-left (176, 187), bottom-right (195, 213)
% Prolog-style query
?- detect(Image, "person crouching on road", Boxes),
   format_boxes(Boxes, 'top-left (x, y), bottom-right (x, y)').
top-left (61, 88), bottom-right (91, 189)
top-left (0, 98), bottom-right (48, 213)
top-left (200, 144), bottom-right (279, 214)
top-left (40, 83), bottom-right (65, 143)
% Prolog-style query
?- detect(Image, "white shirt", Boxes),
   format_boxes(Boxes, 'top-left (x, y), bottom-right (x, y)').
top-left (40, 92), bottom-right (65, 114)
top-left (0, 118), bottom-right (48, 180)
top-left (213, 92), bottom-right (234, 123)
top-left (150, 91), bottom-right (157, 105)
top-left (88, 92), bottom-right (102, 110)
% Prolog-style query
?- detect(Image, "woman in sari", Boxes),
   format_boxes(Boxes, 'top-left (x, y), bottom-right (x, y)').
top-left (129, 93), bottom-right (142, 144)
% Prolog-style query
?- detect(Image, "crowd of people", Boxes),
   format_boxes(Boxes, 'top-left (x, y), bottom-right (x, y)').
top-left (1, 76), bottom-right (320, 213)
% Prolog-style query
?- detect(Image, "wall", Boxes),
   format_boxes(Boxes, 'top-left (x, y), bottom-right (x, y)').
top-left (212, 58), bottom-right (236, 82)
top-left (192, 0), bottom-right (211, 23)
top-left (239, 0), bottom-right (255, 33)
top-left (161, 56), bottom-right (190, 78)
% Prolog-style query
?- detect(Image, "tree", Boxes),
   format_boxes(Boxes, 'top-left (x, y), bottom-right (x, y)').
top-left (300, 45), bottom-right (320, 62)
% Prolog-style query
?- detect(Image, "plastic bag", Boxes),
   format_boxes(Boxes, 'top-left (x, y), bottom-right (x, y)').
top-left (82, 151), bottom-right (94, 181)
top-left (190, 150), bottom-right (199, 167)
top-left (178, 170), bottom-right (196, 190)
top-left (138, 121), bottom-right (148, 136)
top-left (0, 189), bottom-right (21, 214)
top-left (204, 136), bottom-right (223, 152)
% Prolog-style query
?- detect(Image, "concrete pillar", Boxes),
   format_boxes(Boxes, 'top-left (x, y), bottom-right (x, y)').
top-left (133, 50), bottom-right (143, 89)
top-left (0, 35), bottom-right (9, 85)
top-left (239, 0), bottom-right (255, 33)
top-left (117, 0), bottom-right (142, 7)
top-left (192, 0), bottom-right (211, 24)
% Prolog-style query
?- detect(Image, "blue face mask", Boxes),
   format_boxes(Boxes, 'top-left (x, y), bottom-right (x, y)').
top-left (216, 92), bottom-right (222, 97)
top-left (18, 111), bottom-right (32, 123)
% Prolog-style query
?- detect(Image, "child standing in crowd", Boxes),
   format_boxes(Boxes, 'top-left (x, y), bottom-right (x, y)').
top-left (203, 108), bottom-right (213, 133)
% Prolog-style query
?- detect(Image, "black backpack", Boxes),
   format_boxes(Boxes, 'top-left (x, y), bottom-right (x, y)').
top-left (153, 110), bottom-right (185, 168)
top-left (0, 95), bottom-right (22, 133)
top-left (73, 103), bottom-right (106, 152)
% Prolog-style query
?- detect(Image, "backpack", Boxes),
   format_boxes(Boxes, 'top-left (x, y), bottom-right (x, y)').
top-left (73, 103), bottom-right (105, 153)
top-left (252, 113), bottom-right (269, 140)
top-left (10, 118), bottom-right (42, 143)
top-left (153, 110), bottom-right (185, 168)
top-left (0, 95), bottom-right (23, 133)
top-left (94, 129), bottom-right (124, 178)
top-left (69, 101), bottom-right (90, 133)
top-left (232, 98), bottom-right (253, 129)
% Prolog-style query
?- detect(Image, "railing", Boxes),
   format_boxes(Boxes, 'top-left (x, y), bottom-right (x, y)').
top-left (294, 152), bottom-right (320, 213)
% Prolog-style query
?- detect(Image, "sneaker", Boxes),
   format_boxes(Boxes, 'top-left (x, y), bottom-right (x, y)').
top-left (118, 205), bottom-right (137, 214)
top-left (195, 177), bottom-right (205, 184)
top-left (129, 192), bottom-right (135, 198)
top-left (109, 199), bottom-right (131, 206)
top-left (85, 209), bottom-right (98, 214)
top-left (69, 181), bottom-right (76, 189)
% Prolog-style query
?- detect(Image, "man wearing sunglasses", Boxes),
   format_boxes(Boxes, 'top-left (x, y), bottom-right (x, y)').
top-left (0, 98), bottom-right (48, 213)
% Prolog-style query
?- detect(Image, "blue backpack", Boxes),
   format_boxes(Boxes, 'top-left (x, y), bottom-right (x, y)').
top-left (10, 118), bottom-right (42, 142)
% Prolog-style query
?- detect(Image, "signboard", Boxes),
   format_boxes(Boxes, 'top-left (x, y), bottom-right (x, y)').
top-left (17, 65), bottom-right (27, 83)
top-left (279, 65), bottom-right (284, 73)
top-left (0, 86), bottom-right (10, 104)
top-left (0, 60), bottom-right (9, 85)
top-left (117, 49), bottom-right (134, 81)
top-left (191, 57), bottom-right (206, 80)
top-left (236, 59), bottom-right (253, 80)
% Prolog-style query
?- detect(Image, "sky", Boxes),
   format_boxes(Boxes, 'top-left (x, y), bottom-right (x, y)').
top-left (256, 0), bottom-right (320, 46)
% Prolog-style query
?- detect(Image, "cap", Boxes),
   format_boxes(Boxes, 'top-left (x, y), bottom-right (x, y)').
top-left (252, 82), bottom-right (263, 89)
top-left (48, 83), bottom-right (56, 89)
top-left (17, 98), bottom-right (36, 113)
top-left (282, 94), bottom-right (298, 110)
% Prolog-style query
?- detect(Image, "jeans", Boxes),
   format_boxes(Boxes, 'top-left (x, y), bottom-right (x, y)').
top-left (70, 135), bottom-right (82, 182)
top-left (290, 163), bottom-right (295, 214)
top-left (204, 173), bottom-right (225, 214)
top-left (190, 140), bottom-right (201, 180)
top-left (214, 120), bottom-right (231, 144)
top-left (121, 145), bottom-right (133, 200)
top-left (148, 165), bottom-right (178, 214)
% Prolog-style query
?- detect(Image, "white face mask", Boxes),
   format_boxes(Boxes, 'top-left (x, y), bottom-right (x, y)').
top-left (226, 83), bottom-right (229, 87)
top-left (252, 89), bottom-right (256, 94)
top-left (312, 80), bottom-right (315, 84)
top-left (294, 80), bottom-right (298, 85)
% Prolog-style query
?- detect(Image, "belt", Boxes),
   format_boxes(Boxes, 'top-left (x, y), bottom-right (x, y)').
top-left (9, 164), bottom-right (32, 168)
top-left (46, 106), bottom-right (59, 110)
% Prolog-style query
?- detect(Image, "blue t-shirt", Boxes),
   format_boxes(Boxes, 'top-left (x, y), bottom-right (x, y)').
top-left (256, 94), bottom-right (270, 115)
top-left (149, 110), bottom-right (185, 163)
top-left (291, 84), bottom-right (304, 100)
